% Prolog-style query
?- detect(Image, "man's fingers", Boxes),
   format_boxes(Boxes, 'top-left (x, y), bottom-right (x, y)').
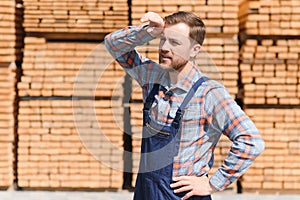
top-left (170, 179), bottom-right (190, 188)
top-left (140, 12), bottom-right (154, 23)
top-left (172, 176), bottom-right (191, 182)
top-left (140, 14), bottom-right (149, 23)
top-left (173, 185), bottom-right (193, 194)
top-left (181, 191), bottom-right (194, 200)
top-left (140, 12), bottom-right (164, 27)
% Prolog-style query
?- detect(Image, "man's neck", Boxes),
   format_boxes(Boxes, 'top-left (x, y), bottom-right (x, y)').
top-left (169, 62), bottom-right (194, 86)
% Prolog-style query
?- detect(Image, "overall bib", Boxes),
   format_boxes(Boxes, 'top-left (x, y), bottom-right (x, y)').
top-left (133, 77), bottom-right (212, 200)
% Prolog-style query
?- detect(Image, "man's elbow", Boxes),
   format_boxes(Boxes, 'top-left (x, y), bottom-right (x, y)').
top-left (104, 34), bottom-right (112, 50)
top-left (104, 33), bottom-right (118, 59)
top-left (253, 136), bottom-right (265, 157)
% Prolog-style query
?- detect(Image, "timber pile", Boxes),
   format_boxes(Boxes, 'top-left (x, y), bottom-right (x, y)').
top-left (0, 63), bottom-right (16, 188)
top-left (19, 37), bottom-right (125, 97)
top-left (240, 39), bottom-right (300, 105)
top-left (17, 99), bottom-right (123, 189)
top-left (239, 0), bottom-right (300, 192)
top-left (22, 0), bottom-right (128, 33)
top-left (18, 0), bottom-right (127, 189)
top-left (245, 108), bottom-right (300, 190)
top-left (18, 37), bottom-right (125, 188)
top-left (0, 0), bottom-right (15, 63)
top-left (0, 0), bottom-right (22, 188)
top-left (0, 0), bottom-right (23, 63)
top-left (239, 0), bottom-right (300, 35)
top-left (200, 36), bottom-right (239, 97)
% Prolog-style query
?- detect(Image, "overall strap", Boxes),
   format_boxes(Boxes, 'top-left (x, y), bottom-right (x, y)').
top-left (143, 84), bottom-right (160, 111)
top-left (173, 76), bottom-right (209, 128)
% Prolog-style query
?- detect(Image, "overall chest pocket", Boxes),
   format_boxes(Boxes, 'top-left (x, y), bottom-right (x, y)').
top-left (145, 122), bottom-right (171, 138)
top-left (142, 121), bottom-right (177, 155)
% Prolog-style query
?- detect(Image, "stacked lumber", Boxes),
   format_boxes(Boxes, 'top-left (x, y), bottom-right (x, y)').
top-left (200, 36), bottom-right (239, 98)
top-left (244, 108), bottom-right (300, 191)
top-left (17, 99), bottom-right (123, 189)
top-left (240, 39), bottom-right (300, 105)
top-left (239, 0), bottom-right (300, 192)
top-left (0, 63), bottom-right (16, 188)
top-left (239, 0), bottom-right (300, 35)
top-left (19, 37), bottom-right (125, 97)
top-left (0, 0), bottom-right (23, 62)
top-left (18, 38), bottom-right (125, 188)
top-left (0, 0), bottom-right (22, 188)
top-left (22, 0), bottom-right (128, 33)
top-left (19, 0), bottom-right (128, 189)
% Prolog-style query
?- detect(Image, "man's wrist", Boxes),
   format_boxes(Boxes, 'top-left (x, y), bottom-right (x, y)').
top-left (209, 182), bottom-right (218, 194)
top-left (143, 24), bottom-right (163, 38)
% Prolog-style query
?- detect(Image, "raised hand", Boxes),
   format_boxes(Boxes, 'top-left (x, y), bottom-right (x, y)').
top-left (140, 12), bottom-right (165, 37)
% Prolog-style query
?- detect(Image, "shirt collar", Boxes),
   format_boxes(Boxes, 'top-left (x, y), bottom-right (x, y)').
top-left (166, 64), bottom-right (202, 93)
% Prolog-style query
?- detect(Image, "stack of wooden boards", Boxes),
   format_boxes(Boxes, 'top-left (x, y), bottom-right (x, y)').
top-left (0, 0), bottom-right (22, 189)
top-left (23, 0), bottom-right (128, 33)
top-left (240, 39), bottom-right (300, 105)
top-left (0, 63), bottom-right (16, 188)
top-left (19, 37), bottom-right (124, 98)
top-left (17, 99), bottom-right (124, 188)
top-left (16, 0), bottom-right (128, 189)
top-left (239, 0), bottom-right (300, 191)
top-left (239, 0), bottom-right (300, 35)
top-left (0, 0), bottom-right (23, 63)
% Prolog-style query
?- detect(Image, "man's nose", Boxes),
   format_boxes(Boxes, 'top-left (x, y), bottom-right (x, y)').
top-left (160, 40), bottom-right (171, 51)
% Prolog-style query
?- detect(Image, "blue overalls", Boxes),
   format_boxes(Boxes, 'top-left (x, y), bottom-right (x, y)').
top-left (133, 77), bottom-right (212, 200)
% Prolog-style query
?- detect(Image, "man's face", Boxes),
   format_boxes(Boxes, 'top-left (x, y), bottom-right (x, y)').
top-left (159, 23), bottom-right (193, 71)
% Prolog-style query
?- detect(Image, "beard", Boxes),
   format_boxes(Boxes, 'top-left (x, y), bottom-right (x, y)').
top-left (159, 53), bottom-right (188, 72)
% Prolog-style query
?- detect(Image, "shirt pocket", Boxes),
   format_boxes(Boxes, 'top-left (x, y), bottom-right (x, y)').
top-left (182, 103), bottom-right (201, 121)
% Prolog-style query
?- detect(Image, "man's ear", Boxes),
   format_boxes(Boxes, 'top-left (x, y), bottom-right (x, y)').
top-left (190, 44), bottom-right (201, 58)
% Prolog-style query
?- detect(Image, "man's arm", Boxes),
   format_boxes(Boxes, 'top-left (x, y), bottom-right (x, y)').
top-left (104, 12), bottom-right (165, 87)
top-left (104, 24), bottom-right (154, 67)
top-left (206, 86), bottom-right (265, 191)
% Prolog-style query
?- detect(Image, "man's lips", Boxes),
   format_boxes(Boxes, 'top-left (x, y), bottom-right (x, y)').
top-left (161, 55), bottom-right (172, 61)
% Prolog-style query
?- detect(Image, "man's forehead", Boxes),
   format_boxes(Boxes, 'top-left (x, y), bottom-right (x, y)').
top-left (162, 30), bottom-right (190, 42)
top-left (163, 23), bottom-right (190, 37)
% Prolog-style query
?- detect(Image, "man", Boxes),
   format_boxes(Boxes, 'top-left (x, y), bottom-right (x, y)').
top-left (105, 11), bottom-right (265, 200)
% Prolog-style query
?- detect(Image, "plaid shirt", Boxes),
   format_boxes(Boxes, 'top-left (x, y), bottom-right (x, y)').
top-left (105, 25), bottom-right (265, 191)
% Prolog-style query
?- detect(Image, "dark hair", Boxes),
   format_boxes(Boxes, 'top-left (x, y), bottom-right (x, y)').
top-left (164, 11), bottom-right (206, 45)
